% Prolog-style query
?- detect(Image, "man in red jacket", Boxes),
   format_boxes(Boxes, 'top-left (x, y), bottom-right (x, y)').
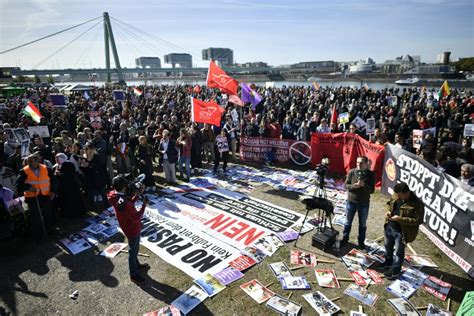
top-left (108, 175), bottom-right (149, 284)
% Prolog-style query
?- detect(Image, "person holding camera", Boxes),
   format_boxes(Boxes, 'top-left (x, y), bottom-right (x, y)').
top-left (108, 175), bottom-right (149, 285)
top-left (341, 156), bottom-right (375, 249)
top-left (382, 183), bottom-right (424, 279)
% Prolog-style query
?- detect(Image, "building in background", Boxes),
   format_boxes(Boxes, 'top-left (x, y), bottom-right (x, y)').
top-left (380, 55), bottom-right (421, 74)
top-left (349, 58), bottom-right (375, 74)
top-left (234, 61), bottom-right (269, 68)
top-left (436, 51), bottom-right (451, 65)
top-left (164, 53), bottom-right (193, 68)
top-left (202, 47), bottom-right (233, 66)
top-left (290, 61), bottom-right (337, 73)
top-left (135, 57), bottom-right (161, 68)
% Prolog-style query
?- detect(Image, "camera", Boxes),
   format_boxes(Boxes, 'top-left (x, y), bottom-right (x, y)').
top-left (314, 157), bottom-right (330, 184)
top-left (124, 173), bottom-right (146, 197)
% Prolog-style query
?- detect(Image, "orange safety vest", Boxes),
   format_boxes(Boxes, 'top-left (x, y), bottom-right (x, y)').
top-left (23, 164), bottom-right (50, 198)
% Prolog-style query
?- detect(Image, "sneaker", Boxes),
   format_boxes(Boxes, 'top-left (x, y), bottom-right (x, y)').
top-left (137, 263), bottom-right (150, 272)
top-left (130, 274), bottom-right (146, 285)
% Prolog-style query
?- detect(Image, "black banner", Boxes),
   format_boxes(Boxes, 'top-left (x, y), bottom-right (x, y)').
top-left (182, 193), bottom-right (301, 233)
top-left (382, 144), bottom-right (474, 274)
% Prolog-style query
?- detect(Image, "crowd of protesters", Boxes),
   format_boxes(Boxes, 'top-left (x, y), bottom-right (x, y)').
top-left (0, 83), bottom-right (473, 239)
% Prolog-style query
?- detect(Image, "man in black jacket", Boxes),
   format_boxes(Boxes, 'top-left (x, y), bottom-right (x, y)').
top-left (158, 130), bottom-right (178, 185)
top-left (341, 156), bottom-right (375, 249)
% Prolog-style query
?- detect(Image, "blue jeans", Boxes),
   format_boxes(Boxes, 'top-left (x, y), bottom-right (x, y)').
top-left (342, 201), bottom-right (369, 246)
top-left (384, 224), bottom-right (405, 273)
top-left (128, 235), bottom-right (140, 276)
top-left (178, 156), bottom-right (191, 180)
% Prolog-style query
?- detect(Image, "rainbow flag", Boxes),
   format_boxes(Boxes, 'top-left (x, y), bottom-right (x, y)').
top-left (312, 81), bottom-right (320, 90)
top-left (23, 101), bottom-right (42, 123)
top-left (438, 80), bottom-right (450, 99)
top-left (133, 87), bottom-right (143, 96)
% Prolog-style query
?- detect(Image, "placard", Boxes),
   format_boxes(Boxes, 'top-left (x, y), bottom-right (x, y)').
top-left (27, 126), bottom-right (50, 138)
top-left (366, 118), bottom-right (376, 134)
top-left (464, 124), bottom-right (474, 137)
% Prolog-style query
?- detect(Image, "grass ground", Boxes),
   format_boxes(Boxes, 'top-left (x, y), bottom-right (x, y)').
top-left (0, 162), bottom-right (472, 315)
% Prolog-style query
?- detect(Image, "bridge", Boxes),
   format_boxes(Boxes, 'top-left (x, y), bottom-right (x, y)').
top-left (10, 66), bottom-right (289, 76)
top-left (1, 12), bottom-right (317, 83)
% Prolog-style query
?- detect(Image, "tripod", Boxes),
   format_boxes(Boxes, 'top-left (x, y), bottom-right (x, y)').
top-left (294, 173), bottom-right (331, 248)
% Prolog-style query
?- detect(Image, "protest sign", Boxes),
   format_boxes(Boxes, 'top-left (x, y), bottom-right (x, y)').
top-left (382, 144), bottom-right (474, 275)
top-left (50, 94), bottom-right (67, 108)
top-left (216, 135), bottom-right (229, 153)
top-left (310, 132), bottom-right (385, 186)
top-left (464, 124), bottom-right (474, 137)
top-left (351, 116), bottom-right (366, 131)
top-left (339, 112), bottom-right (350, 124)
top-left (240, 136), bottom-right (311, 165)
top-left (366, 118), bottom-right (375, 134)
top-left (89, 111), bottom-right (102, 129)
top-left (112, 90), bottom-right (125, 101)
top-left (27, 126), bottom-right (50, 138)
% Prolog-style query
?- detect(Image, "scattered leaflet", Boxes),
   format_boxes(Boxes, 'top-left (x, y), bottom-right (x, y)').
top-left (344, 284), bottom-right (378, 307)
top-left (213, 267), bottom-right (244, 286)
top-left (143, 305), bottom-right (181, 316)
top-left (400, 267), bottom-right (428, 289)
top-left (303, 291), bottom-right (341, 315)
top-left (59, 233), bottom-right (92, 255)
top-left (290, 250), bottom-right (317, 267)
top-left (388, 298), bottom-right (421, 316)
top-left (240, 279), bottom-right (275, 304)
top-left (252, 234), bottom-right (284, 256)
top-left (405, 254), bottom-right (438, 268)
top-left (229, 255), bottom-right (257, 271)
top-left (194, 273), bottom-right (226, 297)
top-left (171, 285), bottom-right (209, 315)
top-left (422, 276), bottom-right (452, 301)
top-left (387, 279), bottom-right (417, 299)
top-left (100, 242), bottom-right (127, 258)
top-left (279, 276), bottom-right (311, 290)
top-left (314, 269), bottom-right (340, 288)
top-left (268, 262), bottom-right (293, 278)
top-left (266, 295), bottom-right (301, 316)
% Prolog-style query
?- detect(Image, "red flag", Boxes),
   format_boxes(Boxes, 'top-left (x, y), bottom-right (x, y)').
top-left (191, 98), bottom-right (225, 126)
top-left (330, 104), bottom-right (338, 130)
top-left (206, 60), bottom-right (238, 95)
top-left (228, 94), bottom-right (244, 106)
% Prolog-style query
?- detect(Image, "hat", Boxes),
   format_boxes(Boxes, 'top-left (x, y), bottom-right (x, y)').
top-left (55, 153), bottom-right (68, 165)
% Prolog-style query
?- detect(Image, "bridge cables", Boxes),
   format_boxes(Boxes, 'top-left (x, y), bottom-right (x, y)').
top-left (0, 16), bottom-right (102, 55)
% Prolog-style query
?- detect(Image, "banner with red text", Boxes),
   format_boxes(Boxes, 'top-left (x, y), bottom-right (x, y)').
top-left (240, 136), bottom-right (312, 166)
top-left (139, 187), bottom-right (303, 279)
top-left (382, 144), bottom-right (474, 275)
top-left (310, 133), bottom-right (385, 185)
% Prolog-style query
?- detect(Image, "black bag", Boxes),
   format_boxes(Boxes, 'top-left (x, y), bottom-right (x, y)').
top-left (312, 227), bottom-right (339, 251)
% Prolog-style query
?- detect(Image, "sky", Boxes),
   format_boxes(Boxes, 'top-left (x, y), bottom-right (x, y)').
top-left (0, 0), bottom-right (473, 69)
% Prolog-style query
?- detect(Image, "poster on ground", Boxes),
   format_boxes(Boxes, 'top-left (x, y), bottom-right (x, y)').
top-left (382, 144), bottom-right (474, 276)
top-left (139, 187), bottom-right (303, 279)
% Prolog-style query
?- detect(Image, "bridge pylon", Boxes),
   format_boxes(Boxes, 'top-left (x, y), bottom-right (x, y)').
top-left (103, 12), bottom-right (125, 85)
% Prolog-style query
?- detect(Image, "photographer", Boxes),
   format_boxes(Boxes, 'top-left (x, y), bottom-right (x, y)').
top-left (108, 175), bottom-right (149, 285)
top-left (382, 183), bottom-right (424, 279)
top-left (341, 156), bottom-right (375, 249)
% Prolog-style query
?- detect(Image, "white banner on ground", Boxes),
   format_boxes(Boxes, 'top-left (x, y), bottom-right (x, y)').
top-left (139, 188), bottom-right (303, 279)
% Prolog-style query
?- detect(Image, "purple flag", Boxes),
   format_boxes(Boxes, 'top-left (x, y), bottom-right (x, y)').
top-left (240, 82), bottom-right (263, 109)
